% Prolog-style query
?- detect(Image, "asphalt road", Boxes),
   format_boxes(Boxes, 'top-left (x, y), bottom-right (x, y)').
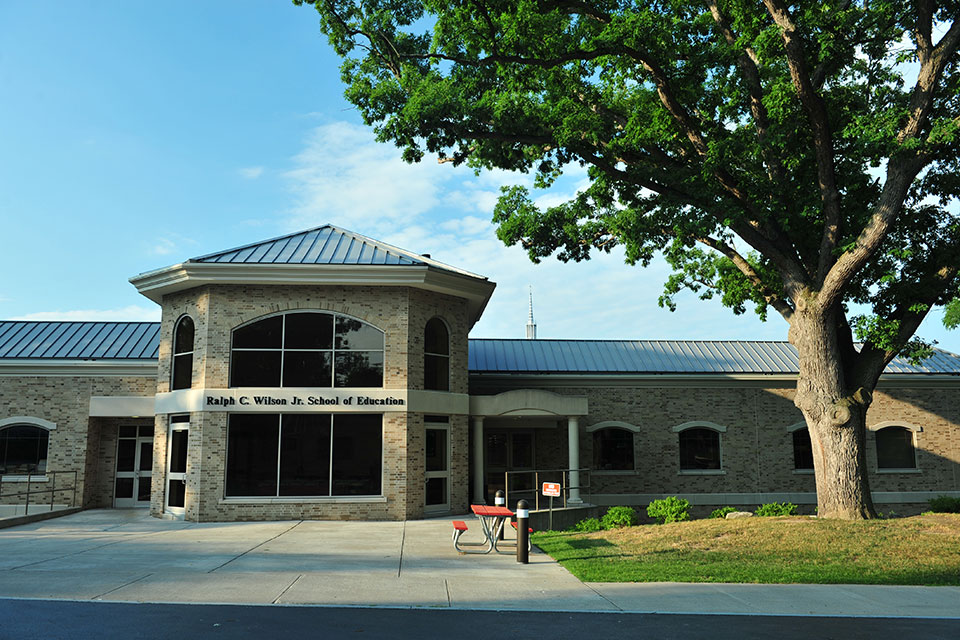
top-left (3, 600), bottom-right (959, 640)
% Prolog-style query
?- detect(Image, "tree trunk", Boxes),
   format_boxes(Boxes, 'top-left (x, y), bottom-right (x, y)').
top-left (790, 306), bottom-right (877, 520)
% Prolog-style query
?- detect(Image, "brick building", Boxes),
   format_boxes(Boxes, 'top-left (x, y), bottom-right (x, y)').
top-left (1, 225), bottom-right (958, 521)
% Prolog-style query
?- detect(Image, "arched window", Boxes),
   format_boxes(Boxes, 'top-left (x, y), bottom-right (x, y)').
top-left (424, 318), bottom-right (449, 391)
top-left (592, 428), bottom-right (635, 471)
top-left (792, 427), bottom-right (814, 470)
top-left (171, 315), bottom-right (195, 390)
top-left (230, 311), bottom-right (384, 388)
top-left (0, 418), bottom-right (54, 475)
top-left (876, 426), bottom-right (917, 469)
top-left (673, 422), bottom-right (725, 471)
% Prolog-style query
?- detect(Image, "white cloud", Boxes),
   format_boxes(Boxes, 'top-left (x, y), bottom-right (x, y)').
top-left (149, 234), bottom-right (198, 257)
top-left (278, 120), bottom-right (793, 343)
top-left (239, 166), bottom-right (265, 179)
top-left (283, 122), bottom-right (452, 232)
top-left (12, 305), bottom-right (161, 322)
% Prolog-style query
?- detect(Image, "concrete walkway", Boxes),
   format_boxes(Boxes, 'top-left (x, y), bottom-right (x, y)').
top-left (0, 510), bottom-right (957, 618)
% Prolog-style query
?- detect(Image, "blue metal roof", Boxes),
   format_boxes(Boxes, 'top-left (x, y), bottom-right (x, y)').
top-left (467, 339), bottom-right (960, 375)
top-left (2, 321), bottom-right (958, 375)
top-left (189, 225), bottom-right (485, 279)
top-left (0, 322), bottom-right (160, 360)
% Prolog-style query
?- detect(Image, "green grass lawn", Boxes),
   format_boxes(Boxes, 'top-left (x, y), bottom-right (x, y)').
top-left (530, 513), bottom-right (960, 585)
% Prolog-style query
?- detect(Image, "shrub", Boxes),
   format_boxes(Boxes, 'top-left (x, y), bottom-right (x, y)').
top-left (755, 502), bottom-right (798, 517)
top-left (601, 506), bottom-right (638, 529)
top-left (710, 506), bottom-right (737, 519)
top-left (571, 517), bottom-right (602, 532)
top-left (646, 497), bottom-right (691, 524)
top-left (928, 495), bottom-right (960, 513)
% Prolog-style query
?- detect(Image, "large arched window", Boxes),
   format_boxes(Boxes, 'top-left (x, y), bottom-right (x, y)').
top-left (875, 425), bottom-right (917, 470)
top-left (230, 311), bottom-right (384, 388)
top-left (673, 422), bottom-right (726, 471)
top-left (424, 318), bottom-right (450, 391)
top-left (0, 418), bottom-right (54, 476)
top-left (171, 315), bottom-right (195, 391)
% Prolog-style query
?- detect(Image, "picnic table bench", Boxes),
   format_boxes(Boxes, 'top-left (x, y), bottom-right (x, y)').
top-left (452, 505), bottom-right (532, 554)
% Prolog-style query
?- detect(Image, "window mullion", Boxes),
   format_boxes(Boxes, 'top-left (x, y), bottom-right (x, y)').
top-left (280, 316), bottom-right (287, 387)
top-left (328, 415), bottom-right (334, 497)
top-left (276, 416), bottom-right (283, 497)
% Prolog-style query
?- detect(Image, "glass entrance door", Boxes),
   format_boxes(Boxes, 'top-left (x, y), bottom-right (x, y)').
top-left (165, 421), bottom-right (189, 517)
top-left (485, 430), bottom-right (535, 506)
top-left (424, 423), bottom-right (450, 513)
top-left (114, 425), bottom-right (153, 508)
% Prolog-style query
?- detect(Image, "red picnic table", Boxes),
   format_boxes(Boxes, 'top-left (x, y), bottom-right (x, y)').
top-left (452, 505), bottom-right (523, 555)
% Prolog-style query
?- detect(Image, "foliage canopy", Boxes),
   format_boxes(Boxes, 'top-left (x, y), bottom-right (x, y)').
top-left (299, 0), bottom-right (960, 376)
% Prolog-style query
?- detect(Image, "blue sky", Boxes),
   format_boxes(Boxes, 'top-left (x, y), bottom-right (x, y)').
top-left (2, 2), bottom-right (958, 354)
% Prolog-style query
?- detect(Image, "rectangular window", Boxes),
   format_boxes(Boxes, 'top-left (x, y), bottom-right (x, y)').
top-left (279, 414), bottom-right (330, 496)
top-left (226, 413), bottom-right (382, 498)
top-left (226, 414), bottom-right (280, 496)
top-left (332, 414), bottom-right (382, 495)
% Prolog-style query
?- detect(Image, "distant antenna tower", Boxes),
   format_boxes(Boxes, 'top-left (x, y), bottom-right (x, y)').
top-left (526, 286), bottom-right (537, 339)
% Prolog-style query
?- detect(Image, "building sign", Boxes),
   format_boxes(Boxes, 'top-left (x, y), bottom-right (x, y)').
top-left (204, 393), bottom-right (405, 408)
top-left (155, 388), bottom-right (409, 414)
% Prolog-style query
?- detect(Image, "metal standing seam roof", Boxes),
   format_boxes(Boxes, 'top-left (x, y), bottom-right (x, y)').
top-left (2, 321), bottom-right (959, 374)
top-left (188, 224), bottom-right (487, 280)
top-left (0, 322), bottom-right (160, 360)
top-left (467, 339), bottom-right (960, 375)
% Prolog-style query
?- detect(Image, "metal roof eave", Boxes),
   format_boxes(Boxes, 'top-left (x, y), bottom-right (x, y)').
top-left (0, 359), bottom-right (159, 377)
top-left (467, 371), bottom-right (960, 388)
top-left (130, 262), bottom-right (496, 329)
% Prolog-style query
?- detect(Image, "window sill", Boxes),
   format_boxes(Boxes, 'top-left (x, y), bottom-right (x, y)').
top-left (593, 470), bottom-right (638, 476)
top-left (0, 475), bottom-right (48, 482)
top-left (220, 496), bottom-right (387, 505)
top-left (792, 469), bottom-right (815, 475)
top-left (876, 468), bottom-right (921, 474)
top-left (678, 470), bottom-right (726, 476)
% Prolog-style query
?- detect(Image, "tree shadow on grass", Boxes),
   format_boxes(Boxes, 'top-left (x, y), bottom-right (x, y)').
top-left (564, 538), bottom-right (616, 550)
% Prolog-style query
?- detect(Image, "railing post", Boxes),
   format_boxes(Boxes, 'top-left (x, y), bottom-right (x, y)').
top-left (495, 490), bottom-right (505, 541)
top-left (534, 471), bottom-right (540, 511)
top-left (72, 471), bottom-right (77, 508)
top-left (50, 471), bottom-right (55, 512)
top-left (25, 471), bottom-right (32, 517)
top-left (503, 471), bottom-right (509, 506)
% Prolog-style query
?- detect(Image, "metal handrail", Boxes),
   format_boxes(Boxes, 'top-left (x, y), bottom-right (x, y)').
top-left (0, 470), bottom-right (78, 516)
top-left (503, 468), bottom-right (591, 510)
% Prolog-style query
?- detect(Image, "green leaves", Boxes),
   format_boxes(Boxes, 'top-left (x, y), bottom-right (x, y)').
top-left (300, 0), bottom-right (960, 366)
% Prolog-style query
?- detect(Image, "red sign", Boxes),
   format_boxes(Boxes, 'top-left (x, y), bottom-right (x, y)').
top-left (542, 482), bottom-right (561, 497)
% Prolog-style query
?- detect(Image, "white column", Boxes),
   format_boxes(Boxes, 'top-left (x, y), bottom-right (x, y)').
top-left (472, 416), bottom-right (485, 504)
top-left (567, 416), bottom-right (582, 504)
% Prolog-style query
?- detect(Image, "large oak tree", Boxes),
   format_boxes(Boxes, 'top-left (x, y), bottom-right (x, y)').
top-left (297, 0), bottom-right (960, 518)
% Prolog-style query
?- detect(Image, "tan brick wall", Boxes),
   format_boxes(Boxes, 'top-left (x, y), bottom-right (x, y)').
top-left (0, 374), bottom-right (155, 509)
top-left (152, 283), bottom-right (473, 521)
top-left (469, 379), bottom-right (960, 511)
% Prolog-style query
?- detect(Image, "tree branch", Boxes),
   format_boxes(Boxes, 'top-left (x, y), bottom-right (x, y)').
top-left (854, 264), bottom-right (960, 387)
top-left (695, 234), bottom-right (795, 321)
top-left (763, 0), bottom-right (843, 284)
top-left (819, 19), bottom-right (960, 311)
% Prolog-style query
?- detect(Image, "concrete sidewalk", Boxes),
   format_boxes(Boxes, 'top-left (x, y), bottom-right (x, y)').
top-left (0, 509), bottom-right (957, 618)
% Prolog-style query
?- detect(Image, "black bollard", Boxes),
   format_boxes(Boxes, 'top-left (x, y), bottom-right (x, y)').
top-left (495, 490), bottom-right (505, 540)
top-left (516, 499), bottom-right (529, 564)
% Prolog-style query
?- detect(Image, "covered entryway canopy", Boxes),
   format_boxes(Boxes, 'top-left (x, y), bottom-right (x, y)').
top-left (469, 390), bottom-right (588, 504)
